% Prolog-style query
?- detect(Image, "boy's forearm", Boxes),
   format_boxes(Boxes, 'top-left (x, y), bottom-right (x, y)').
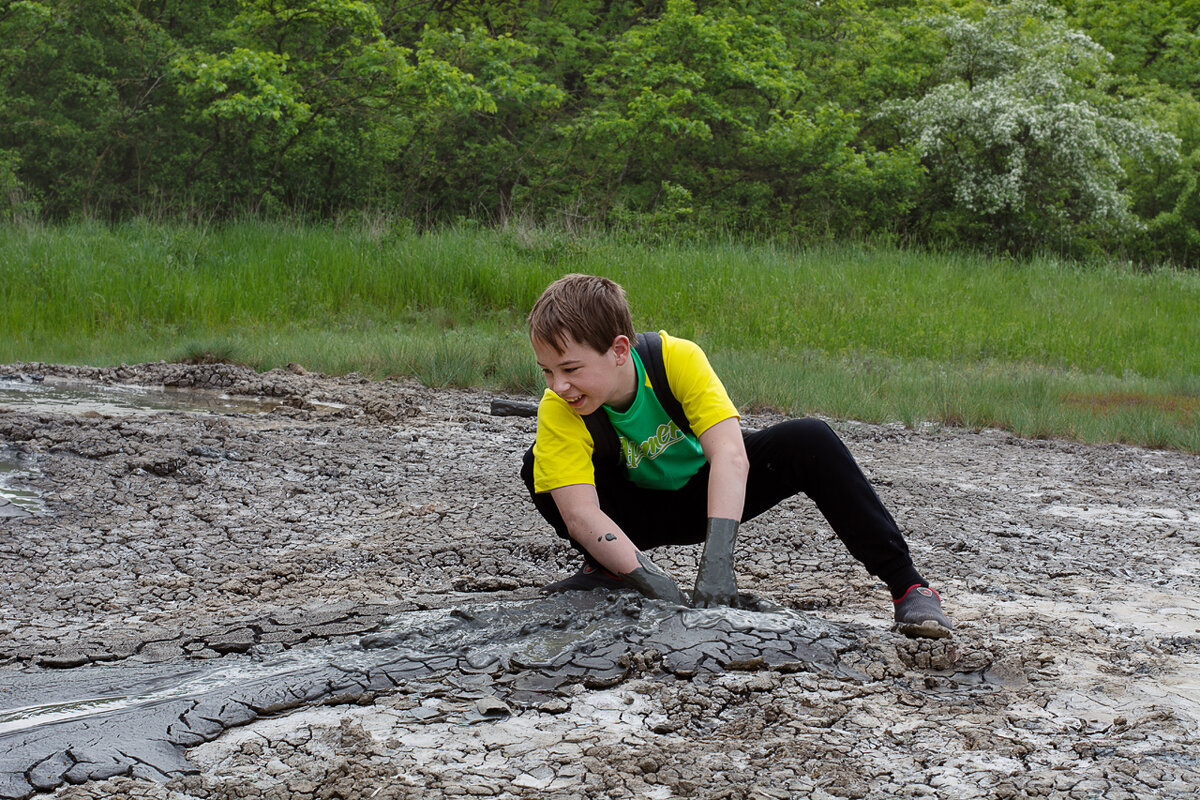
top-left (697, 457), bottom-right (745, 607)
top-left (699, 418), bottom-right (748, 521)
top-left (567, 515), bottom-right (641, 575)
top-left (695, 419), bottom-right (748, 607)
top-left (566, 513), bottom-right (684, 603)
top-left (552, 485), bottom-right (641, 574)
top-left (707, 455), bottom-right (748, 521)
top-left (551, 485), bottom-right (683, 603)
top-left (694, 517), bottom-right (739, 607)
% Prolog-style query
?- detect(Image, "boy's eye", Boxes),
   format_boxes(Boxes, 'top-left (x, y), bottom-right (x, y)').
top-left (564, 367), bottom-right (579, 374)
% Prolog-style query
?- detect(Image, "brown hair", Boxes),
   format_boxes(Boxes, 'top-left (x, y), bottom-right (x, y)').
top-left (528, 273), bottom-right (636, 355)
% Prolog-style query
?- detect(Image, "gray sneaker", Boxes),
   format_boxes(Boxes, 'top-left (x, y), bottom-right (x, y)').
top-left (542, 562), bottom-right (628, 593)
top-left (893, 585), bottom-right (953, 639)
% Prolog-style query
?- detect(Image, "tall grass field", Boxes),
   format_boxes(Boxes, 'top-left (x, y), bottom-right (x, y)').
top-left (3, 221), bottom-right (1198, 451)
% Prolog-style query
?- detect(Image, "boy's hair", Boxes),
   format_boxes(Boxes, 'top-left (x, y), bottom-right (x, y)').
top-left (528, 273), bottom-right (636, 355)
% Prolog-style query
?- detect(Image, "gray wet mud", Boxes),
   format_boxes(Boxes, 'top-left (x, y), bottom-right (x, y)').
top-left (0, 592), bottom-right (874, 798)
top-left (1, 361), bottom-right (1198, 799)
top-left (0, 374), bottom-right (281, 418)
top-left (0, 446), bottom-right (40, 519)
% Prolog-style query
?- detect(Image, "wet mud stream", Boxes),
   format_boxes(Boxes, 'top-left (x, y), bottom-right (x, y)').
top-left (1, 362), bottom-right (1198, 799)
top-left (0, 447), bottom-right (41, 519)
top-left (0, 375), bottom-right (282, 417)
top-left (2, 592), bottom-right (886, 797)
top-left (0, 375), bottom-right (278, 519)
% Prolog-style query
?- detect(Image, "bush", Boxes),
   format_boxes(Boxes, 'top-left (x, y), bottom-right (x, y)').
top-left (883, 0), bottom-right (1180, 255)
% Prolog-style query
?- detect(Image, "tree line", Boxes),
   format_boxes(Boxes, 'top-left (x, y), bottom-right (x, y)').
top-left (2, 0), bottom-right (1198, 264)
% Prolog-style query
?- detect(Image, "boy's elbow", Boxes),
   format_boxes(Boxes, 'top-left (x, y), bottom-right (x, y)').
top-left (560, 507), bottom-right (589, 538)
top-left (711, 446), bottom-right (749, 480)
top-left (730, 450), bottom-right (750, 480)
top-left (558, 500), bottom-right (601, 541)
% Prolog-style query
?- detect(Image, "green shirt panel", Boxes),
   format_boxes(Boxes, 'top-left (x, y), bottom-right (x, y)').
top-left (602, 349), bottom-right (706, 490)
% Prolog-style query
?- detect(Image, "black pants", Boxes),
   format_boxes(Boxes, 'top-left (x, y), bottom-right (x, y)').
top-left (521, 418), bottom-right (922, 593)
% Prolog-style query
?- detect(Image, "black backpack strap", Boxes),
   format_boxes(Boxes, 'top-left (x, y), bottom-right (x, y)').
top-left (584, 332), bottom-right (693, 467)
top-left (583, 407), bottom-right (620, 466)
top-left (635, 331), bottom-right (693, 438)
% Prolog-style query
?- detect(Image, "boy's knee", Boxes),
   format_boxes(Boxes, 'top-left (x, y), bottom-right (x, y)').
top-left (777, 417), bottom-right (840, 448)
top-left (520, 447), bottom-right (536, 492)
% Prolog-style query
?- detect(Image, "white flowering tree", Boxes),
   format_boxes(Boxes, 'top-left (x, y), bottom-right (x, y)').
top-left (883, 0), bottom-right (1179, 252)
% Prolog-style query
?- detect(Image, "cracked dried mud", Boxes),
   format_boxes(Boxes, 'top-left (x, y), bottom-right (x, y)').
top-left (1, 362), bottom-right (1198, 799)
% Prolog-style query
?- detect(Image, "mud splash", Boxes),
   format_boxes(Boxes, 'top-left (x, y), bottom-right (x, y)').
top-left (0, 592), bottom-right (883, 798)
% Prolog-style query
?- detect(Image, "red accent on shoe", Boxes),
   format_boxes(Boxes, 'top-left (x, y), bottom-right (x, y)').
top-left (893, 584), bottom-right (940, 604)
top-left (582, 563), bottom-right (622, 581)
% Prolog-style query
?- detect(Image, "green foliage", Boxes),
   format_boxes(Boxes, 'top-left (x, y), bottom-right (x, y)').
top-left (732, 106), bottom-right (924, 238)
top-left (1060, 0), bottom-right (1200, 92)
top-left (0, 0), bottom-right (1195, 263)
top-left (883, 0), bottom-right (1181, 254)
top-left (551, 0), bottom-right (795, 219)
top-left (1144, 149), bottom-right (1200, 266)
top-left (0, 0), bottom-right (184, 216)
top-left (388, 26), bottom-right (566, 222)
top-left (550, 0), bottom-right (922, 237)
top-left (169, 0), bottom-right (497, 213)
top-left (0, 149), bottom-right (39, 222)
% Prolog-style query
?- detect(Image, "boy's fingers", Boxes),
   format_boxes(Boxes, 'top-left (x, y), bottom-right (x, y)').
top-left (620, 552), bottom-right (684, 604)
top-left (693, 517), bottom-right (739, 607)
top-left (692, 569), bottom-right (738, 608)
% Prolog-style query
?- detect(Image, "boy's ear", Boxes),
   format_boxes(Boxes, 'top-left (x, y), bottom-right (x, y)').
top-left (611, 334), bottom-right (632, 365)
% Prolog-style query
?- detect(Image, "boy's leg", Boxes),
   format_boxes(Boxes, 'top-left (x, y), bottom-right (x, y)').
top-left (523, 424), bottom-right (951, 634)
top-left (741, 418), bottom-right (927, 599)
top-left (740, 418), bottom-right (952, 637)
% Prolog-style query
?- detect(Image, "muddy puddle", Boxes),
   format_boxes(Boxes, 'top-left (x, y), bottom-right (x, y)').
top-left (0, 447), bottom-right (40, 518)
top-left (0, 374), bottom-right (290, 517)
top-left (0, 594), bottom-right (805, 734)
top-left (0, 376), bottom-right (281, 417)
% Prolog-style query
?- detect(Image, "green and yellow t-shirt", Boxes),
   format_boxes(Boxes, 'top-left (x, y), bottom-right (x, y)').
top-left (531, 331), bottom-right (739, 493)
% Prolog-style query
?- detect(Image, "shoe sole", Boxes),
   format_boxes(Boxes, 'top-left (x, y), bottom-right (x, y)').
top-left (894, 620), bottom-right (954, 639)
top-left (541, 579), bottom-right (631, 594)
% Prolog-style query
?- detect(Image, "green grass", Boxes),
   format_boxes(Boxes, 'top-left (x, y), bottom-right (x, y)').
top-left (2, 220), bottom-right (1198, 451)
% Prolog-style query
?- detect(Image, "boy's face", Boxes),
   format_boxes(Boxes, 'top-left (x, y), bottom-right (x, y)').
top-left (532, 332), bottom-right (634, 416)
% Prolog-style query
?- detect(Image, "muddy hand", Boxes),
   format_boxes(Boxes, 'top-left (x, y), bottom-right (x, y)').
top-left (693, 517), bottom-right (739, 608)
top-left (619, 552), bottom-right (685, 605)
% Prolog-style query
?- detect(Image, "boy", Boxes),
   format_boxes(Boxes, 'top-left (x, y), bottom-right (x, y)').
top-left (520, 274), bottom-right (952, 639)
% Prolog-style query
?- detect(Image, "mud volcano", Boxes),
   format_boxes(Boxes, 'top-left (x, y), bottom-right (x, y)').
top-left (1, 363), bottom-right (1198, 799)
top-left (2, 591), bottom-right (906, 797)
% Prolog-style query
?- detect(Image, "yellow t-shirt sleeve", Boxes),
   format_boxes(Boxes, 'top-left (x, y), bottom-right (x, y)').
top-left (532, 389), bottom-right (597, 493)
top-left (659, 331), bottom-right (740, 436)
